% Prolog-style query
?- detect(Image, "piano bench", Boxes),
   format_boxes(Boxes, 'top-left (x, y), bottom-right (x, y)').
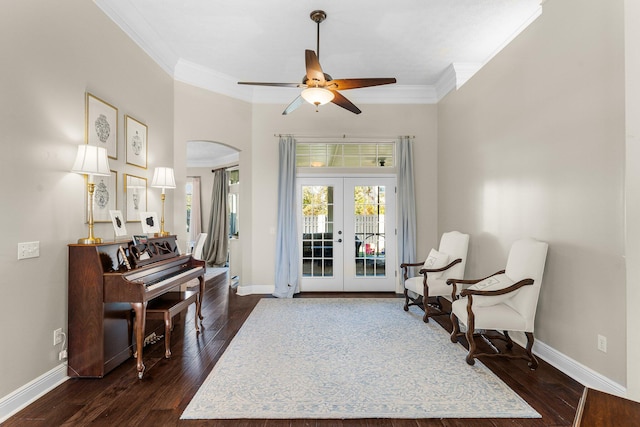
top-left (145, 290), bottom-right (200, 358)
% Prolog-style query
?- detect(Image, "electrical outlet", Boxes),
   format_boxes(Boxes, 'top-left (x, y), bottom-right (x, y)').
top-left (597, 334), bottom-right (607, 353)
top-left (53, 328), bottom-right (63, 346)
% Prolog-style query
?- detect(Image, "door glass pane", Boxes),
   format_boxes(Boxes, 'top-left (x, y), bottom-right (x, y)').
top-left (302, 185), bottom-right (334, 277)
top-left (354, 185), bottom-right (386, 277)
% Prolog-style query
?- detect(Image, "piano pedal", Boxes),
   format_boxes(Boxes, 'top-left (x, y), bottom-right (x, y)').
top-left (143, 332), bottom-right (164, 347)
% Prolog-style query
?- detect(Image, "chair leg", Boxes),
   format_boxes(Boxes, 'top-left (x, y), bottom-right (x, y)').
top-left (503, 330), bottom-right (514, 349)
top-left (403, 288), bottom-right (410, 311)
top-left (450, 312), bottom-right (461, 343)
top-left (465, 305), bottom-right (477, 366)
top-left (525, 332), bottom-right (539, 370)
top-left (422, 282), bottom-right (430, 323)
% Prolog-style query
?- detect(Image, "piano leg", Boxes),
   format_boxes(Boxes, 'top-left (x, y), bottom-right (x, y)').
top-left (126, 309), bottom-right (134, 357)
top-left (197, 275), bottom-right (205, 321)
top-left (131, 302), bottom-right (147, 379)
top-left (162, 313), bottom-right (172, 359)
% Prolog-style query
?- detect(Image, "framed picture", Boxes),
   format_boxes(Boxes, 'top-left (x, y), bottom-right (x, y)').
top-left (139, 211), bottom-right (160, 234)
top-left (133, 235), bottom-right (148, 245)
top-left (109, 210), bottom-right (127, 237)
top-left (124, 174), bottom-right (147, 222)
top-left (86, 93), bottom-right (118, 159)
top-left (125, 115), bottom-right (148, 169)
top-left (93, 170), bottom-right (117, 223)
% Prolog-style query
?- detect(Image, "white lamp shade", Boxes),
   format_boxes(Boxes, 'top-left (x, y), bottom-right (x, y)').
top-left (71, 145), bottom-right (111, 176)
top-left (151, 167), bottom-right (176, 189)
top-left (301, 87), bottom-right (335, 106)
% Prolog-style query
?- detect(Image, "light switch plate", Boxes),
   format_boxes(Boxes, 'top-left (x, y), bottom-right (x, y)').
top-left (18, 241), bottom-right (40, 259)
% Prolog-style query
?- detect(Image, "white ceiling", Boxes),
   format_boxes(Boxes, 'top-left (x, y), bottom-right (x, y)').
top-left (95, 0), bottom-right (542, 105)
top-left (95, 1), bottom-right (542, 166)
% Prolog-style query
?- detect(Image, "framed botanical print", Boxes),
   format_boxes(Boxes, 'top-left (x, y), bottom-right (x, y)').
top-left (92, 170), bottom-right (117, 223)
top-left (125, 115), bottom-right (148, 169)
top-left (124, 174), bottom-right (147, 222)
top-left (86, 93), bottom-right (118, 159)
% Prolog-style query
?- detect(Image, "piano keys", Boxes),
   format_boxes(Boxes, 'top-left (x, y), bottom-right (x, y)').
top-left (68, 235), bottom-right (205, 379)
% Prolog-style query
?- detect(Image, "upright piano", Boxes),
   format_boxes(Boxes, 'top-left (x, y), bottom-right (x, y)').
top-left (68, 235), bottom-right (205, 379)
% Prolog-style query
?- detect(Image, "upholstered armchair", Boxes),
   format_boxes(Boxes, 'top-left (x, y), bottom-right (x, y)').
top-left (192, 233), bottom-right (208, 260)
top-left (400, 231), bottom-right (469, 323)
top-left (448, 238), bottom-right (548, 369)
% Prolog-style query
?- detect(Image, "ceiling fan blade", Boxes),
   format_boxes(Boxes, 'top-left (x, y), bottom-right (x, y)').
top-left (282, 95), bottom-right (305, 115)
top-left (305, 50), bottom-right (326, 85)
top-left (330, 91), bottom-right (361, 115)
top-left (327, 78), bottom-right (397, 91)
top-left (238, 82), bottom-right (304, 88)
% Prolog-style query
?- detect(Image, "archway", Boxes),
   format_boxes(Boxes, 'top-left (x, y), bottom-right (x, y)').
top-left (186, 141), bottom-right (240, 281)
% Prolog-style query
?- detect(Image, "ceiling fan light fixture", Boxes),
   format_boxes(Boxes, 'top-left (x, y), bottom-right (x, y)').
top-left (301, 87), bottom-right (334, 106)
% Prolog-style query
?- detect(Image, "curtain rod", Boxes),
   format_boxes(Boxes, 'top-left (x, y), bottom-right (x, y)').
top-left (273, 134), bottom-right (415, 140)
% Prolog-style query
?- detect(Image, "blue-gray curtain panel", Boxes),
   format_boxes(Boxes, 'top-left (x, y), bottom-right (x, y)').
top-left (274, 136), bottom-right (300, 298)
top-left (397, 136), bottom-right (417, 281)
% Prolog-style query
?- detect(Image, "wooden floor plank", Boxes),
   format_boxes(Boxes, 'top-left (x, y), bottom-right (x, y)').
top-left (3, 273), bottom-right (583, 426)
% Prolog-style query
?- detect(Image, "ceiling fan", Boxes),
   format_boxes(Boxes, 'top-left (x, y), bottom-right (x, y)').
top-left (238, 10), bottom-right (397, 115)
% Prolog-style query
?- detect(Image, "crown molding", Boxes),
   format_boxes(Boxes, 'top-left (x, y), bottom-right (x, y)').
top-left (95, 1), bottom-right (543, 106)
top-left (174, 59), bottom-right (254, 102)
top-left (94, 0), bottom-right (178, 76)
top-left (174, 58), bottom-right (439, 104)
top-left (434, 64), bottom-right (458, 100)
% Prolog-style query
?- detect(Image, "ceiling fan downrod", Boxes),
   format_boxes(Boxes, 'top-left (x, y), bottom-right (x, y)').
top-left (310, 10), bottom-right (326, 60)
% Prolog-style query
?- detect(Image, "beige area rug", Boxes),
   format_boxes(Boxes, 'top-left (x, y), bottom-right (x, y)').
top-left (181, 298), bottom-right (541, 419)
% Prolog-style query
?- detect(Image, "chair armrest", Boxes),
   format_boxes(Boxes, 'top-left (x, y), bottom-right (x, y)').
top-left (446, 270), bottom-right (505, 286)
top-left (460, 278), bottom-right (534, 298)
top-left (400, 261), bottom-right (424, 280)
top-left (446, 270), bottom-right (505, 298)
top-left (400, 261), bottom-right (424, 269)
top-left (418, 258), bottom-right (462, 275)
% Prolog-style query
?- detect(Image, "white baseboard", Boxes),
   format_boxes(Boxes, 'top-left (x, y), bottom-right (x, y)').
top-left (532, 339), bottom-right (626, 397)
top-left (0, 363), bottom-right (68, 423)
top-left (235, 284), bottom-right (274, 296)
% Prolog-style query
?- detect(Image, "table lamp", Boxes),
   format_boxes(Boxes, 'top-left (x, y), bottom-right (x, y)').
top-left (151, 167), bottom-right (176, 236)
top-left (71, 145), bottom-right (111, 244)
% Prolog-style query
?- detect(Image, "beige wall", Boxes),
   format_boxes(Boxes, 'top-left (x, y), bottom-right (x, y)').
top-left (249, 103), bottom-right (438, 287)
top-left (0, 0), bottom-right (174, 397)
top-left (625, 0), bottom-right (640, 401)
top-left (438, 0), bottom-right (626, 385)
top-left (172, 83), bottom-right (252, 281)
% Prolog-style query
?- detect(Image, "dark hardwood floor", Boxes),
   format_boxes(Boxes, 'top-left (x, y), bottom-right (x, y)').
top-left (4, 272), bottom-right (584, 426)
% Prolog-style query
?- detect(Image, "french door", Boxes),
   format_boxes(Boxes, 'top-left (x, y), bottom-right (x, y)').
top-left (298, 177), bottom-right (396, 292)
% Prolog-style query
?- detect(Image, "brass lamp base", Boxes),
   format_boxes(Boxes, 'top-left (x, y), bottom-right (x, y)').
top-left (77, 237), bottom-right (103, 244)
top-left (154, 231), bottom-right (171, 237)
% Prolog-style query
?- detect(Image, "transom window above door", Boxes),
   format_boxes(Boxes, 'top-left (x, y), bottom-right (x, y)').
top-left (296, 143), bottom-right (394, 168)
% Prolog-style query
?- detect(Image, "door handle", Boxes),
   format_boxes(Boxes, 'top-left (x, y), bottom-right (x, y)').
top-left (335, 238), bottom-right (342, 243)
